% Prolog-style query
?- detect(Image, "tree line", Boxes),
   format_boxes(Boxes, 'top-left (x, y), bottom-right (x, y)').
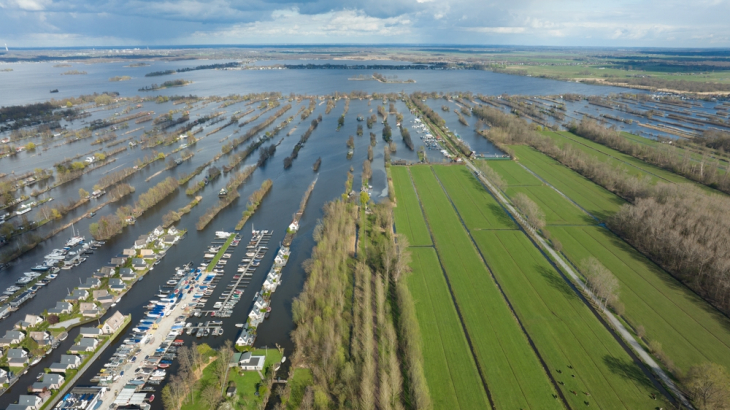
top-left (569, 118), bottom-right (730, 195)
top-left (281, 196), bottom-right (430, 409)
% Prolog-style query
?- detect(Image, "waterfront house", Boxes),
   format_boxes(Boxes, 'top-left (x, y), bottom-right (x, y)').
top-left (153, 226), bottom-right (164, 237)
top-left (108, 279), bottom-right (126, 292)
top-left (49, 355), bottom-right (81, 373)
top-left (7, 394), bottom-right (42, 410)
top-left (132, 258), bottom-right (146, 271)
top-left (133, 239), bottom-right (146, 249)
top-left (139, 249), bottom-right (154, 257)
top-left (93, 266), bottom-right (115, 278)
top-left (122, 248), bottom-right (136, 257)
top-left (79, 302), bottom-right (100, 317)
top-left (65, 289), bottom-right (89, 303)
top-left (238, 352), bottom-right (265, 371)
top-left (163, 235), bottom-right (177, 245)
top-left (119, 268), bottom-right (135, 280)
top-left (0, 368), bottom-right (8, 384)
top-left (97, 294), bottom-right (115, 309)
top-left (31, 373), bottom-right (64, 392)
top-left (101, 311), bottom-right (125, 334)
top-left (29, 331), bottom-right (51, 346)
top-left (168, 226), bottom-right (179, 236)
top-left (7, 348), bottom-right (28, 366)
top-left (69, 338), bottom-right (98, 353)
top-left (92, 290), bottom-right (109, 301)
top-left (110, 257), bottom-right (127, 267)
top-left (14, 314), bottom-right (43, 330)
top-left (80, 327), bottom-right (102, 338)
top-left (79, 277), bottom-right (101, 290)
top-left (0, 330), bottom-right (26, 346)
top-left (48, 301), bottom-right (72, 315)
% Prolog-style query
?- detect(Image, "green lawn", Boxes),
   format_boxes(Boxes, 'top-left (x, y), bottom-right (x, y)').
top-left (473, 230), bottom-right (661, 409)
top-left (406, 247), bottom-right (491, 410)
top-left (391, 166), bottom-right (432, 246)
top-left (432, 165), bottom-right (516, 230)
top-left (182, 349), bottom-right (282, 410)
top-left (227, 349), bottom-right (283, 409)
top-left (484, 160), bottom-right (542, 186)
top-left (410, 166), bottom-right (561, 410)
top-left (552, 226), bottom-right (730, 374)
top-left (511, 145), bottom-right (625, 220)
top-left (506, 186), bottom-right (594, 225)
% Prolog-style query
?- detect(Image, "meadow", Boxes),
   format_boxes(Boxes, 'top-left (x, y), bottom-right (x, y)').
top-left (552, 225), bottom-right (730, 374)
top-left (511, 145), bottom-right (625, 220)
top-left (473, 229), bottom-right (661, 410)
top-left (409, 166), bottom-right (561, 410)
top-left (542, 130), bottom-right (690, 184)
top-left (406, 247), bottom-right (492, 410)
top-left (391, 166), bottom-right (432, 246)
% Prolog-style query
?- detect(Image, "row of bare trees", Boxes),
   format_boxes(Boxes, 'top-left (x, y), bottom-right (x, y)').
top-left (608, 183), bottom-right (730, 316)
top-left (570, 118), bottom-right (730, 195)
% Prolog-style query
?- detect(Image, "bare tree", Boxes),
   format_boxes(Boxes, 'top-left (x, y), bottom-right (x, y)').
top-left (512, 193), bottom-right (545, 231)
top-left (581, 257), bottom-right (619, 309)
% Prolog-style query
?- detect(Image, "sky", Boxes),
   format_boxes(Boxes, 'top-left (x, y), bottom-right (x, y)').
top-left (0, 0), bottom-right (729, 48)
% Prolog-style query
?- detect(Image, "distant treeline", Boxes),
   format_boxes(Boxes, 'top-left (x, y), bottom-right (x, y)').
top-left (280, 62), bottom-right (486, 70)
top-left (138, 80), bottom-right (191, 91)
top-left (145, 62), bottom-right (240, 77)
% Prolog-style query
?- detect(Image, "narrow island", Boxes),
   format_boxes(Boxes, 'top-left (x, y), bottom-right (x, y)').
top-left (61, 70), bottom-right (87, 75)
top-left (348, 72), bottom-right (415, 83)
top-left (138, 79), bottom-right (192, 91)
top-left (125, 62), bottom-right (150, 67)
top-left (0, 68), bottom-right (12, 72)
top-left (109, 76), bottom-right (132, 82)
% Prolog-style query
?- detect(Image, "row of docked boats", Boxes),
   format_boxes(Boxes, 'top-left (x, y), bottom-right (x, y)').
top-left (0, 235), bottom-right (104, 319)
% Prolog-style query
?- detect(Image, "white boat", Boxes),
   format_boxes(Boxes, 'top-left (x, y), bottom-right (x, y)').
top-left (65, 236), bottom-right (85, 247)
top-left (215, 231), bottom-right (232, 238)
top-left (235, 323), bottom-right (244, 328)
top-left (15, 204), bottom-right (32, 216)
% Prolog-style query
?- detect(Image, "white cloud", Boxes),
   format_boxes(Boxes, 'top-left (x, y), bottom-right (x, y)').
top-left (189, 8), bottom-right (412, 42)
top-left (467, 26), bottom-right (526, 34)
top-left (0, 0), bottom-right (52, 11)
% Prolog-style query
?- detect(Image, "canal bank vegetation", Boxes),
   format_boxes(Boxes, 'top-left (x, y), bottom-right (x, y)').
top-left (196, 167), bottom-right (255, 230)
top-left (283, 117), bottom-right (321, 169)
top-left (235, 179), bottom-right (272, 230)
top-left (138, 79), bottom-right (192, 92)
top-left (279, 189), bottom-right (429, 409)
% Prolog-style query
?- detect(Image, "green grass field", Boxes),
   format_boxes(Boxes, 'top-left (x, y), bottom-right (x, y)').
top-left (409, 166), bottom-right (561, 410)
top-left (511, 145), bottom-right (625, 220)
top-left (552, 226), bottom-right (730, 374)
top-left (391, 166), bottom-right (433, 246)
top-left (507, 185), bottom-right (594, 225)
top-left (432, 166), bottom-right (516, 230)
top-left (485, 159), bottom-right (542, 186)
top-left (542, 130), bottom-right (690, 184)
top-left (407, 247), bottom-right (492, 410)
top-left (473, 229), bottom-right (660, 409)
